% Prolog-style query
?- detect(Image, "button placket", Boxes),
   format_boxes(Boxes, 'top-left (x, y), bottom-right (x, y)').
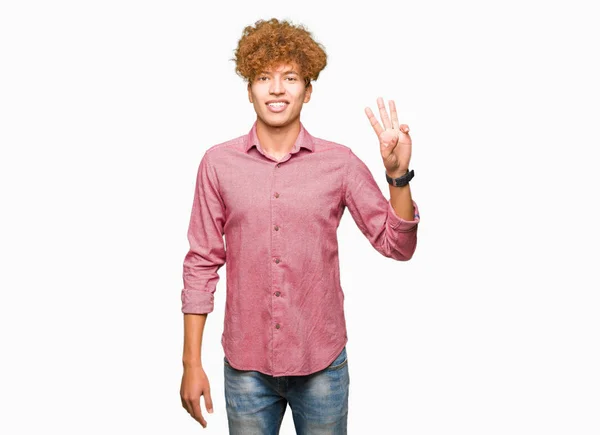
top-left (271, 161), bottom-right (285, 367)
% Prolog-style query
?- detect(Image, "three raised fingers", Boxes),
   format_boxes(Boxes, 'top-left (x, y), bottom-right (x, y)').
top-left (366, 98), bottom-right (406, 137)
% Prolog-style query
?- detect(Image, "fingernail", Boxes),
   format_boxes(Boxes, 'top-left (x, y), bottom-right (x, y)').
top-left (208, 408), bottom-right (213, 414)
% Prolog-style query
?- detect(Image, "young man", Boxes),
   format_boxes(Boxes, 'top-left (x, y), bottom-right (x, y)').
top-left (180, 18), bottom-right (420, 434)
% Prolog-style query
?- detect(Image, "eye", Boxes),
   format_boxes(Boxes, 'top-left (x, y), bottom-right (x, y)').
top-left (286, 76), bottom-right (298, 81)
top-left (257, 76), bottom-right (268, 81)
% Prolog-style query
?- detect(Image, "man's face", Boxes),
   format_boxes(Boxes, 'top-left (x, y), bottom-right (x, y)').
top-left (247, 62), bottom-right (312, 129)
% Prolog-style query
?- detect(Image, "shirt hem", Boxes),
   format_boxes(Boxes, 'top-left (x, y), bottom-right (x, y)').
top-left (222, 337), bottom-right (348, 377)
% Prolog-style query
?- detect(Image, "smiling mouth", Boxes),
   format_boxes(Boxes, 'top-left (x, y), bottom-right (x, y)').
top-left (266, 101), bottom-right (289, 112)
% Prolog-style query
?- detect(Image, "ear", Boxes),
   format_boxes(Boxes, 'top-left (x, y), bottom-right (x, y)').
top-left (247, 82), bottom-right (253, 103)
top-left (303, 83), bottom-right (313, 103)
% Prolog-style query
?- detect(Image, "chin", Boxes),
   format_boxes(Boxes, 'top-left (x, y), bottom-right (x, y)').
top-left (259, 115), bottom-right (292, 128)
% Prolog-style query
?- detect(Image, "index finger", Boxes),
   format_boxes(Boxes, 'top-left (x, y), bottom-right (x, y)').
top-left (190, 400), bottom-right (207, 428)
top-left (365, 107), bottom-right (384, 137)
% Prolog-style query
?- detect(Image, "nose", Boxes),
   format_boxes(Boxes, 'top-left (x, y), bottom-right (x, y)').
top-left (269, 77), bottom-right (284, 95)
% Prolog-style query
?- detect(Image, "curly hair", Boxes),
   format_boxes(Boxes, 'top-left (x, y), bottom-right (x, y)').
top-left (233, 18), bottom-right (327, 86)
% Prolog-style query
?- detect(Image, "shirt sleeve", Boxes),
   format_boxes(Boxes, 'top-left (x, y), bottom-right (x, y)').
top-left (181, 152), bottom-right (227, 314)
top-left (342, 148), bottom-right (420, 261)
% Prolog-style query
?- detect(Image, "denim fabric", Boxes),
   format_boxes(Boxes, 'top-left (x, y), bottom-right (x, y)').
top-left (224, 346), bottom-right (350, 435)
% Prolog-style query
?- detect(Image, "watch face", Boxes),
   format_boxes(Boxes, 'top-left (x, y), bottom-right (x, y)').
top-left (387, 169), bottom-right (413, 187)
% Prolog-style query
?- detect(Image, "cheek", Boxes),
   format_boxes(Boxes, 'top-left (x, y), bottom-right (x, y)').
top-left (293, 91), bottom-right (307, 105)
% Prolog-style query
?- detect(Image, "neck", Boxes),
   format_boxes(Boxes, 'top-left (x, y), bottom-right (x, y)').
top-left (255, 118), bottom-right (301, 157)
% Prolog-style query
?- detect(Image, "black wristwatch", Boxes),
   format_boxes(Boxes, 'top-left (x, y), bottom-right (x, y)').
top-left (386, 169), bottom-right (415, 187)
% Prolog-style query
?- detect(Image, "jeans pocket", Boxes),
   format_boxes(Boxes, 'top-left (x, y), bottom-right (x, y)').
top-left (326, 346), bottom-right (348, 371)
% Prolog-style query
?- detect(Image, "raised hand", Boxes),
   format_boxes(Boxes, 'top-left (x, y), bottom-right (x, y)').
top-left (365, 97), bottom-right (412, 177)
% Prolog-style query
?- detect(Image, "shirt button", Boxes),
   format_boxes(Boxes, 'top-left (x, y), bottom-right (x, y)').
top-left (274, 258), bottom-right (280, 264)
top-left (276, 164), bottom-right (281, 168)
top-left (275, 323), bottom-right (281, 329)
top-left (274, 225), bottom-right (279, 231)
top-left (275, 291), bottom-right (281, 297)
top-left (274, 192), bottom-right (280, 198)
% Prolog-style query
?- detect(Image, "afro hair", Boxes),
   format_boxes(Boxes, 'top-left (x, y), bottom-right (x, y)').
top-left (233, 18), bottom-right (327, 86)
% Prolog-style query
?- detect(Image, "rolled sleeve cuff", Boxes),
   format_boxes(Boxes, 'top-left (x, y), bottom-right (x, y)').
top-left (388, 200), bottom-right (420, 231)
top-left (181, 288), bottom-right (214, 314)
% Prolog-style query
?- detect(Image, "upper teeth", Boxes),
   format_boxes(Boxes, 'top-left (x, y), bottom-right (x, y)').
top-left (269, 102), bottom-right (285, 106)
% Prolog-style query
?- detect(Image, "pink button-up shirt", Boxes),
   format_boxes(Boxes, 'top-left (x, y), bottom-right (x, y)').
top-left (181, 121), bottom-right (420, 376)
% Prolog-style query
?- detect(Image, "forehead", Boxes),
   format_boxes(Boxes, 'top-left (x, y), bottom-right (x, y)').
top-left (261, 62), bottom-right (301, 74)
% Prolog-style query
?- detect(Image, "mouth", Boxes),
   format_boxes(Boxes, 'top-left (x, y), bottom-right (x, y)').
top-left (266, 100), bottom-right (289, 113)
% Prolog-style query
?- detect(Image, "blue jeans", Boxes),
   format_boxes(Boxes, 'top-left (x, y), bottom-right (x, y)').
top-left (224, 347), bottom-right (350, 435)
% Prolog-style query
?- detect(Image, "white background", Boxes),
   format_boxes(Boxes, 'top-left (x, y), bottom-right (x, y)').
top-left (1, 0), bottom-right (598, 434)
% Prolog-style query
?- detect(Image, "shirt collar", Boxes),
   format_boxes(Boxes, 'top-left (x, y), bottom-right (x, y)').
top-left (244, 121), bottom-right (315, 153)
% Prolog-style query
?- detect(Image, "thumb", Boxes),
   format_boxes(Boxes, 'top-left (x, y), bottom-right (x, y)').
top-left (204, 390), bottom-right (214, 414)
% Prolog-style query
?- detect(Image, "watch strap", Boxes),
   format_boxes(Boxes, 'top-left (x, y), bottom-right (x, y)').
top-left (386, 169), bottom-right (414, 187)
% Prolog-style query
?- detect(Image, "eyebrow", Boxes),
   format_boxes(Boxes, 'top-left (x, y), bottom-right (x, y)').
top-left (259, 70), bottom-right (300, 75)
